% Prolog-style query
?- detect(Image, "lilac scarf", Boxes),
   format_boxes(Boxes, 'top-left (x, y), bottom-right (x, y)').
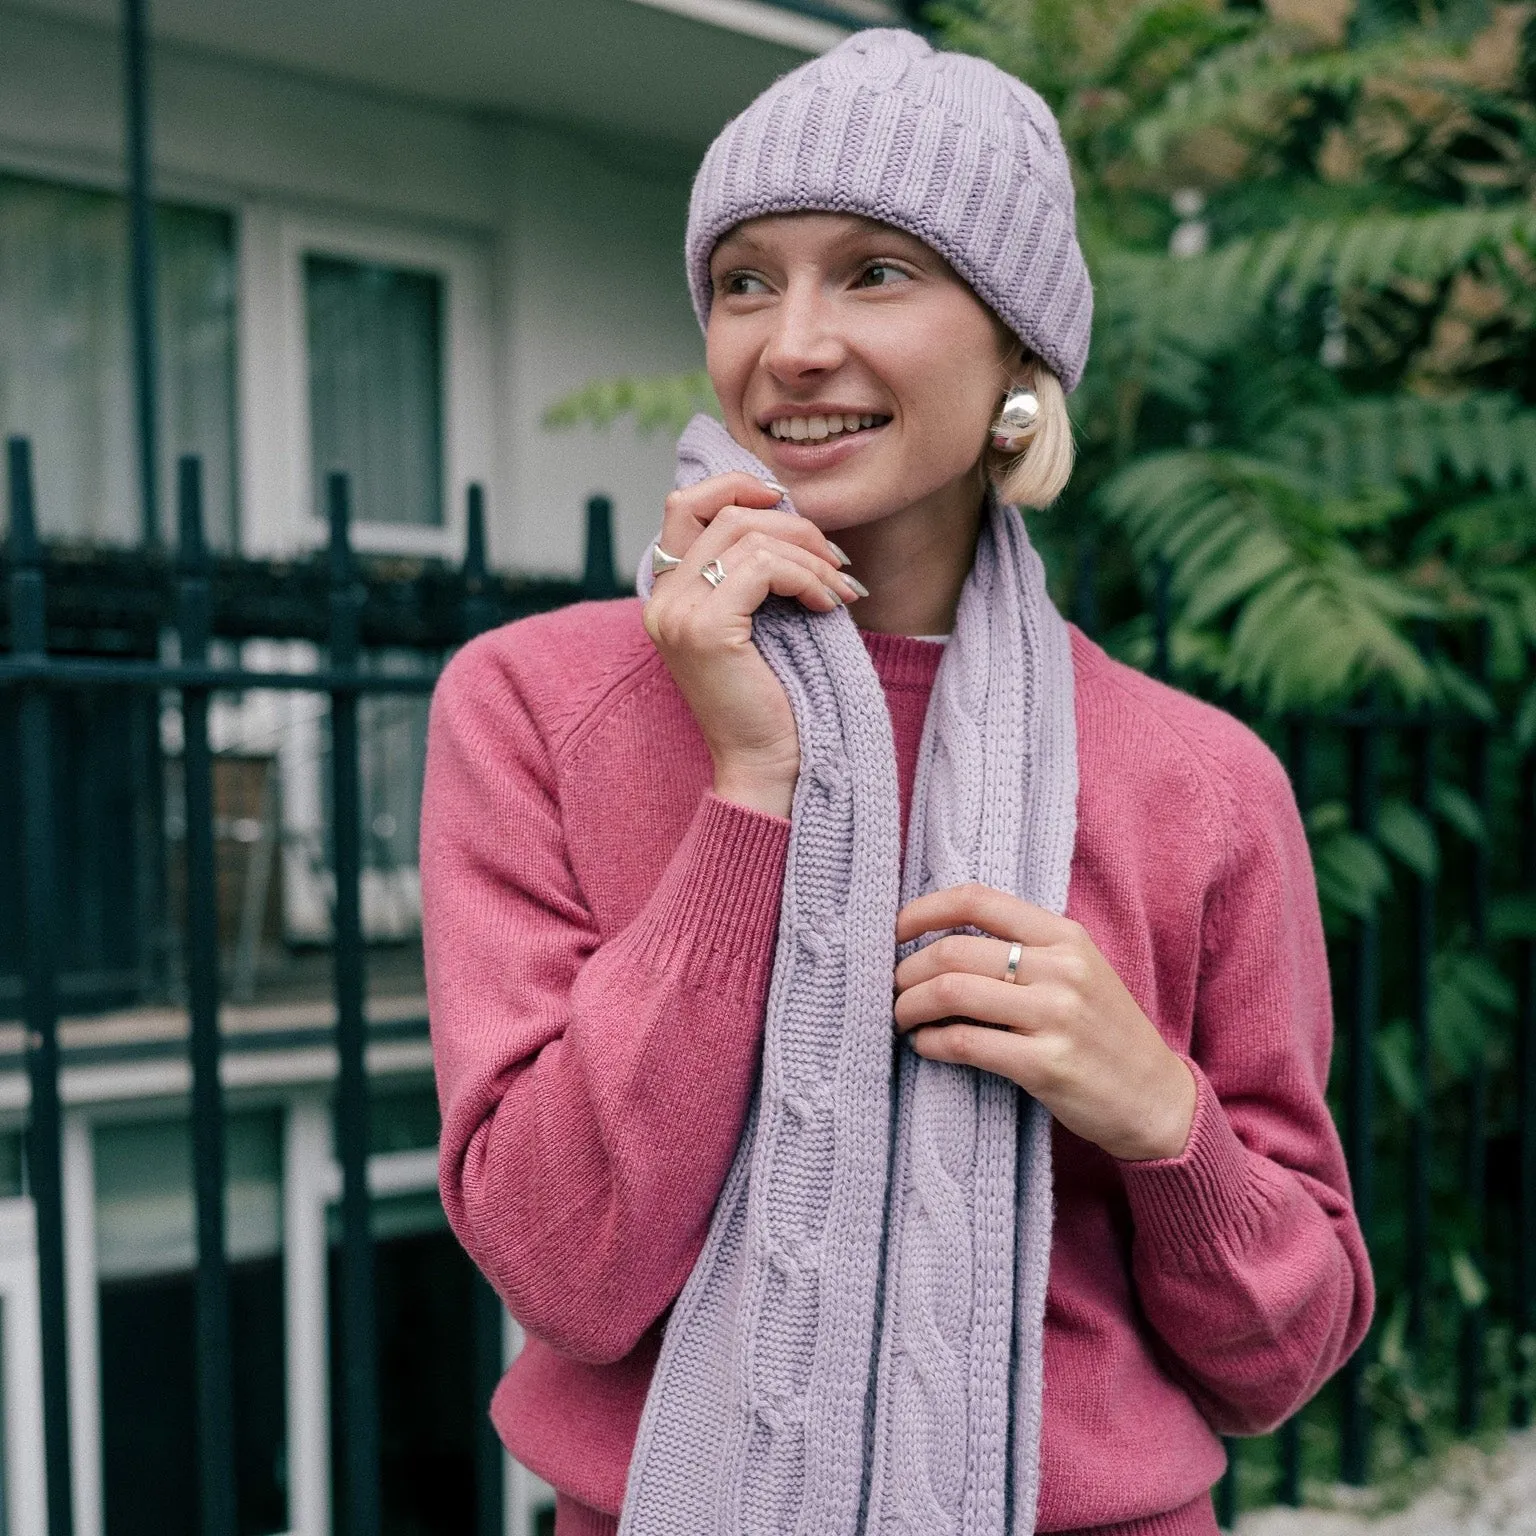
top-left (624, 416), bottom-right (1077, 1534)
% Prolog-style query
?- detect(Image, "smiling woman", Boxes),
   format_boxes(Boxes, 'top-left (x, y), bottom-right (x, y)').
top-left (422, 27), bottom-right (1373, 1536)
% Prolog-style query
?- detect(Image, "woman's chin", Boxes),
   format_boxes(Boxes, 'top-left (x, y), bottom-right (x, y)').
top-left (767, 445), bottom-right (908, 528)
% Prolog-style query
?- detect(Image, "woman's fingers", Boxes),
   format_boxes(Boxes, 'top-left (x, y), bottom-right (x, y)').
top-left (895, 882), bottom-right (1073, 949)
top-left (706, 532), bottom-right (862, 607)
top-left (893, 932), bottom-right (1042, 994)
top-left (696, 542), bottom-right (852, 615)
top-left (652, 529), bottom-right (861, 622)
top-left (893, 971), bottom-right (1065, 1037)
top-left (657, 474), bottom-right (788, 563)
top-left (908, 1021), bottom-right (1051, 1090)
top-left (678, 500), bottom-right (849, 578)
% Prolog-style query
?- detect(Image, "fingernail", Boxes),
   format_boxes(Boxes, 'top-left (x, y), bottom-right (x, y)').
top-left (826, 540), bottom-right (852, 567)
top-left (823, 585), bottom-right (845, 606)
top-left (762, 480), bottom-right (789, 498)
top-left (844, 574), bottom-right (870, 599)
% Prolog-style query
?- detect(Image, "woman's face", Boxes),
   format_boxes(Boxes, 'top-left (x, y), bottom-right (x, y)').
top-left (706, 213), bottom-right (1016, 533)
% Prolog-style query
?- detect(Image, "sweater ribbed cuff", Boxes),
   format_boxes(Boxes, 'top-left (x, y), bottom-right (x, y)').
top-left (1118, 1060), bottom-right (1287, 1275)
top-left (1052, 1492), bottom-right (1217, 1536)
top-left (554, 1493), bottom-right (619, 1536)
top-left (625, 792), bottom-right (790, 991)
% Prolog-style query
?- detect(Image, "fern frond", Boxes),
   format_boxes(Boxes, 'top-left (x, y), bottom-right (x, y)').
top-left (1098, 448), bottom-right (1439, 707)
top-left (1095, 0), bottom-right (1257, 97)
top-left (542, 372), bottom-right (718, 435)
top-left (1098, 205), bottom-right (1536, 362)
top-left (1266, 394), bottom-right (1536, 494)
top-left (1130, 32), bottom-right (1458, 163)
top-left (1223, 204), bottom-right (1536, 298)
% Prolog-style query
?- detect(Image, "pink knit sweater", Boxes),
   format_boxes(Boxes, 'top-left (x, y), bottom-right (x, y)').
top-left (422, 598), bottom-right (1373, 1536)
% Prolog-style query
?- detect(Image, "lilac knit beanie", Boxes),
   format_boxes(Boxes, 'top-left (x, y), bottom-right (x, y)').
top-left (685, 27), bottom-right (1093, 393)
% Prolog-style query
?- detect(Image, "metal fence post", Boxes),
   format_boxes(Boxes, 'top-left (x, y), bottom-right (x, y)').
top-left (460, 482), bottom-right (507, 1532)
top-left (1518, 739), bottom-right (1536, 1428)
top-left (177, 455), bottom-right (238, 1536)
top-left (8, 437), bottom-right (75, 1536)
top-left (1459, 621), bottom-right (1493, 1433)
top-left (1407, 634), bottom-right (1437, 1353)
top-left (1341, 706), bottom-right (1381, 1483)
top-left (473, 1276), bottom-right (505, 1536)
top-left (328, 471), bottom-right (382, 1536)
top-left (1274, 717), bottom-right (1314, 1508)
top-left (582, 495), bottom-right (619, 600)
top-left (462, 485), bottom-right (498, 641)
top-left (123, 0), bottom-right (161, 550)
top-left (1152, 555), bottom-right (1172, 683)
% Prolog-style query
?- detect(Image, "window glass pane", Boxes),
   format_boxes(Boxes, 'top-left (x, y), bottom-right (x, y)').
top-left (95, 1112), bottom-right (281, 1280)
top-left (0, 173), bottom-right (238, 548)
top-left (306, 254), bottom-right (444, 527)
top-left (95, 1112), bottom-right (287, 1536)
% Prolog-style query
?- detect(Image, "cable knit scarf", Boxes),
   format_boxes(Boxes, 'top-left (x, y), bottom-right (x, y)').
top-left (624, 415), bottom-right (1078, 1536)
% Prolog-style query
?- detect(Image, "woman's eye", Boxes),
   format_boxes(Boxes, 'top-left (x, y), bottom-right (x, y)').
top-left (720, 271), bottom-right (770, 296)
top-left (859, 262), bottom-right (911, 288)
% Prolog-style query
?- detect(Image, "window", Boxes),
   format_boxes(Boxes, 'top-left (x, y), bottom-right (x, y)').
top-left (94, 1113), bottom-right (286, 1536)
top-left (305, 254), bottom-right (444, 528)
top-left (0, 173), bottom-right (238, 548)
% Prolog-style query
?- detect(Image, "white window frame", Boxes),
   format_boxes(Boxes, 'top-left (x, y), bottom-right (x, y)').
top-left (271, 213), bottom-right (494, 560)
top-left (0, 1195), bottom-right (47, 1536)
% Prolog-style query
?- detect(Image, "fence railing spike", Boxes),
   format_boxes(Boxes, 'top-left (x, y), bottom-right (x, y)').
top-left (6, 436), bottom-right (39, 565)
top-left (583, 493), bottom-right (618, 599)
top-left (177, 455), bottom-right (207, 572)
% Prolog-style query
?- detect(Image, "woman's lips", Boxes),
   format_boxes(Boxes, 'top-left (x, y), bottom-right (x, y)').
top-left (757, 420), bottom-right (889, 472)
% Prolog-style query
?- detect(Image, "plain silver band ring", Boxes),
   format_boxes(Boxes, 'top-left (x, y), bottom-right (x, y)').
top-left (650, 544), bottom-right (683, 578)
top-left (701, 558), bottom-right (728, 588)
top-left (1003, 941), bottom-right (1023, 985)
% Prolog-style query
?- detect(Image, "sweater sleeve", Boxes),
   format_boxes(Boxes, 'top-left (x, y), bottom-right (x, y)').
top-left (422, 635), bottom-right (789, 1366)
top-left (1116, 735), bottom-right (1375, 1435)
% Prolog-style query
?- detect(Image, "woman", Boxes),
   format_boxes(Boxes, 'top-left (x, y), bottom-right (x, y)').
top-left (423, 29), bottom-right (1372, 1536)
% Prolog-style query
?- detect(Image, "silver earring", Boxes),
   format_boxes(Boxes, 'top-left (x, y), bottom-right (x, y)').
top-left (990, 386), bottom-right (1040, 453)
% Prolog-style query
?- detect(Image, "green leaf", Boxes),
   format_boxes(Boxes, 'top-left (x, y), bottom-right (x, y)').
top-left (1454, 954), bottom-right (1516, 1016)
top-left (1491, 893), bottom-right (1536, 941)
top-left (1310, 816), bottom-right (1392, 922)
top-left (1375, 1019), bottom-right (1421, 1114)
top-left (1429, 656), bottom-right (1498, 725)
top-left (542, 372), bottom-right (718, 435)
top-left (1306, 800), bottom-right (1350, 837)
top-left (1377, 798), bottom-right (1438, 880)
top-left (1450, 1249), bottom-right (1488, 1311)
top-left (1515, 683), bottom-right (1536, 753)
top-left (1429, 950), bottom-right (1514, 1077)
top-left (1432, 781), bottom-right (1488, 845)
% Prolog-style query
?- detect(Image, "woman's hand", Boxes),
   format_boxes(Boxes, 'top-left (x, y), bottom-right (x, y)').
top-left (893, 884), bottom-right (1196, 1162)
top-left (644, 472), bottom-right (864, 818)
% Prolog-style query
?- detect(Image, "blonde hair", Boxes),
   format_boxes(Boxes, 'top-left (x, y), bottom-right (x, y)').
top-left (987, 358), bottom-right (1074, 510)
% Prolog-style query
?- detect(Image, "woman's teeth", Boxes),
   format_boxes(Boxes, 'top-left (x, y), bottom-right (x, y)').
top-left (768, 413), bottom-right (884, 442)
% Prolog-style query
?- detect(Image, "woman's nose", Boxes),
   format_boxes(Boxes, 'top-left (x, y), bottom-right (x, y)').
top-left (760, 283), bottom-right (846, 382)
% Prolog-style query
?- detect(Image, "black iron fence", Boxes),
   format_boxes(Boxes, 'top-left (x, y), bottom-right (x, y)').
top-left (3, 433), bottom-right (1535, 1533)
top-left (3, 438), bottom-right (623, 1536)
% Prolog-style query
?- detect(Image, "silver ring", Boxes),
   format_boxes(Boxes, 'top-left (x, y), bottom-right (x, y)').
top-left (650, 544), bottom-right (683, 578)
top-left (1002, 941), bottom-right (1023, 985)
top-left (701, 558), bottom-right (727, 588)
